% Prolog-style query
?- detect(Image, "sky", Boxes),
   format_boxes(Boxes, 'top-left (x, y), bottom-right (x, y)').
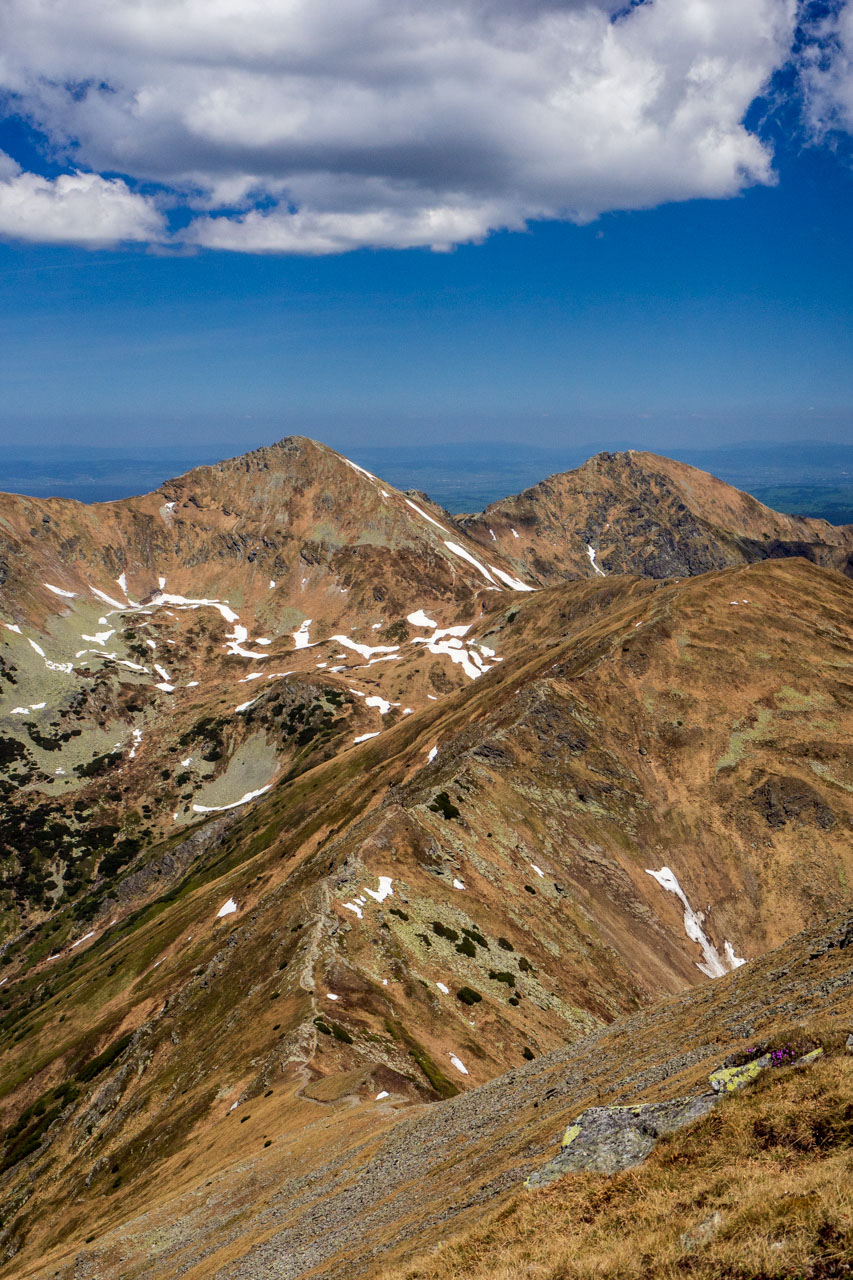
top-left (0, 0), bottom-right (851, 455)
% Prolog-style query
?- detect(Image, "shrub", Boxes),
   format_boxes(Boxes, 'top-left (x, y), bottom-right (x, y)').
top-left (457, 987), bottom-right (482, 1006)
top-left (428, 792), bottom-right (461, 821)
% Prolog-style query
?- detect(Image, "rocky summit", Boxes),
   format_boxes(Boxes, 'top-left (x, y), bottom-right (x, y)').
top-left (0, 440), bottom-right (851, 1278)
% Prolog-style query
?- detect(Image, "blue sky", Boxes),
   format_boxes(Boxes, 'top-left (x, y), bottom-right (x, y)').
top-left (0, 0), bottom-right (850, 455)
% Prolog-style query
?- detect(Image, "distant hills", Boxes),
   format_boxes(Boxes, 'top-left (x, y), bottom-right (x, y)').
top-left (2, 439), bottom-right (852, 521)
top-left (0, 438), bottom-right (851, 1278)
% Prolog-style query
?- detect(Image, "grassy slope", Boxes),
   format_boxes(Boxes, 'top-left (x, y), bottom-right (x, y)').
top-left (1, 560), bottom-right (852, 1276)
top-left (378, 1050), bottom-right (853, 1280)
top-left (11, 910), bottom-right (851, 1280)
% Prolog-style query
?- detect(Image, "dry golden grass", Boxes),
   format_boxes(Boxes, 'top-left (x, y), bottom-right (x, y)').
top-left (378, 1053), bottom-right (853, 1280)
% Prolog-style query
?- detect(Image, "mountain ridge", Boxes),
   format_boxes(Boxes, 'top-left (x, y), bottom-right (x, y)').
top-left (1, 437), bottom-right (852, 1277)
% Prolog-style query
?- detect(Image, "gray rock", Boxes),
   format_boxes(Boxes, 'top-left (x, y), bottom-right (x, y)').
top-left (525, 1093), bottom-right (717, 1187)
top-left (680, 1210), bottom-right (724, 1251)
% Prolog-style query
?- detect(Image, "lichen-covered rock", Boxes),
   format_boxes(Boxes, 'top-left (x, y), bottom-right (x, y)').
top-left (708, 1055), bottom-right (771, 1094)
top-left (524, 1093), bottom-right (717, 1187)
top-left (527, 1043), bottom-right (832, 1190)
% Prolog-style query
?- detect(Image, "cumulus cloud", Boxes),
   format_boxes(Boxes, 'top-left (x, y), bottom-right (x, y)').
top-left (0, 154), bottom-right (165, 245)
top-left (0, 0), bottom-right (844, 253)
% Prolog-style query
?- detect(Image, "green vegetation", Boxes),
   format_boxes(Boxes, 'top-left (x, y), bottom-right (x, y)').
top-left (714, 707), bottom-right (773, 774)
top-left (488, 970), bottom-right (515, 987)
top-left (456, 987), bottom-right (482, 1006)
top-left (384, 1018), bottom-right (459, 1099)
top-left (0, 1079), bottom-right (79, 1174)
top-left (76, 1031), bottom-right (134, 1083)
top-left (428, 791), bottom-right (461, 821)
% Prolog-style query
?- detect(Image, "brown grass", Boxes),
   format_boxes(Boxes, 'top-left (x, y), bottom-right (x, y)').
top-left (377, 1054), bottom-right (853, 1280)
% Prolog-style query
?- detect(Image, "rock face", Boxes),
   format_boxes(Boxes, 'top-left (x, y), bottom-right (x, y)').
top-left (461, 450), bottom-right (853, 586)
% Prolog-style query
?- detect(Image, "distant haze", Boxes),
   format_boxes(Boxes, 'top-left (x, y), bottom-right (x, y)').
top-left (1, 438), bottom-right (852, 525)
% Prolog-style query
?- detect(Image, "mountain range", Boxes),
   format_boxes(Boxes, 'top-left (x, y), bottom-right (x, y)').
top-left (0, 439), bottom-right (851, 1278)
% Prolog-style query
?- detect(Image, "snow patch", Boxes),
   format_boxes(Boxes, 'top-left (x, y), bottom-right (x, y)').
top-left (453, 878), bottom-right (466, 890)
top-left (489, 565), bottom-right (535, 592)
top-left (443, 541), bottom-right (496, 585)
top-left (427, 745), bottom-right (438, 763)
top-left (449, 1054), bottom-right (469, 1075)
top-left (44, 583), bottom-right (76, 599)
top-left (342, 902), bottom-right (363, 919)
top-left (365, 694), bottom-right (394, 715)
top-left (81, 629), bottom-right (116, 646)
top-left (436, 982), bottom-right (449, 994)
top-left (587, 545), bottom-right (606, 576)
top-left (293, 619), bottom-right (313, 649)
top-left (407, 609), bottom-right (437, 628)
top-left (193, 785), bottom-right (272, 814)
top-left (375, 1090), bottom-right (389, 1100)
top-left (345, 459), bottom-right (377, 482)
top-left (216, 898), bottom-right (238, 918)
top-left (363, 876), bottom-right (393, 903)
top-left (353, 732), bottom-right (380, 744)
top-left (405, 499), bottom-right (447, 532)
top-left (645, 866), bottom-right (736, 979)
top-left (332, 634), bottom-right (399, 660)
top-left (511, 528), bottom-right (519, 539)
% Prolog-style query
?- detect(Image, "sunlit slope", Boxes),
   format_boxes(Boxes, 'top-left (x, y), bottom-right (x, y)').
top-left (12, 906), bottom-right (853, 1280)
top-left (0, 436), bottom-right (535, 935)
top-left (1, 559), bottom-right (852, 1275)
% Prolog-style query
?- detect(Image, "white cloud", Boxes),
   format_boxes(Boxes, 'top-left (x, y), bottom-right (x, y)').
top-left (0, 0), bottom-right (836, 253)
top-left (0, 154), bottom-right (165, 245)
top-left (800, 2), bottom-right (853, 137)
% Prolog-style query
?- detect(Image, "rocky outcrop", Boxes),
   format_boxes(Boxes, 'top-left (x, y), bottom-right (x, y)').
top-left (524, 1093), bottom-right (717, 1185)
top-left (526, 1046), bottom-right (825, 1188)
